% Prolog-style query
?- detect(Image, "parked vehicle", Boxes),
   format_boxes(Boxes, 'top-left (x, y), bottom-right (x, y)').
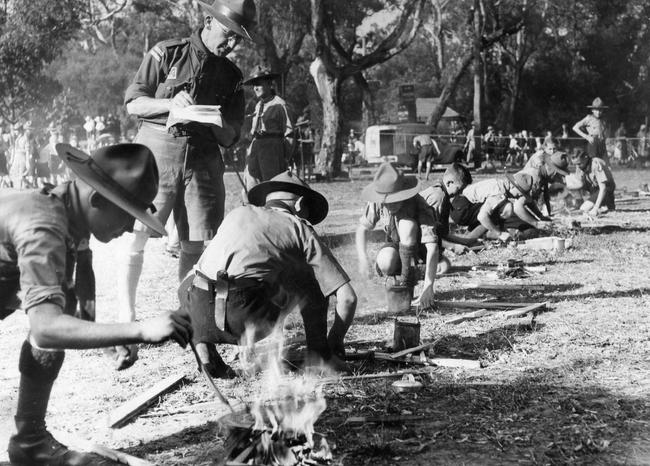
top-left (364, 123), bottom-right (473, 171)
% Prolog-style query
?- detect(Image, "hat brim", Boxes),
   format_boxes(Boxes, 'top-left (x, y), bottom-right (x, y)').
top-left (248, 180), bottom-right (329, 225)
top-left (56, 144), bottom-right (167, 237)
top-left (506, 174), bottom-right (532, 201)
top-left (360, 176), bottom-right (421, 203)
top-left (243, 73), bottom-right (280, 86)
top-left (198, 1), bottom-right (264, 45)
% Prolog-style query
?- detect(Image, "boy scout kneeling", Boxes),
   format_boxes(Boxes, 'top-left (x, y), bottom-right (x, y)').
top-left (1, 143), bottom-right (193, 465)
top-left (179, 171), bottom-right (357, 378)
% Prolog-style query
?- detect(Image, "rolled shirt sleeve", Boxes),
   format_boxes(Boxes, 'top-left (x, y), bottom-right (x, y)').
top-left (303, 226), bottom-right (350, 298)
top-left (15, 219), bottom-right (69, 311)
top-left (359, 202), bottom-right (381, 231)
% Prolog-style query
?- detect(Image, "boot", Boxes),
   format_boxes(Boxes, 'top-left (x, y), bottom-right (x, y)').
top-left (8, 418), bottom-right (120, 465)
top-left (195, 342), bottom-right (237, 379)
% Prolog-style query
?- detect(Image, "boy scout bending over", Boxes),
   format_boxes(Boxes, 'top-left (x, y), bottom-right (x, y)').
top-left (445, 165), bottom-right (549, 241)
top-left (567, 148), bottom-right (616, 216)
top-left (180, 171), bottom-right (356, 378)
top-left (1, 143), bottom-right (193, 466)
top-left (356, 163), bottom-right (472, 311)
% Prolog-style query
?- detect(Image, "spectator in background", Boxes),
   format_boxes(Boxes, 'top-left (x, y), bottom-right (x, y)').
top-left (83, 116), bottom-right (95, 150)
top-left (573, 97), bottom-right (609, 165)
top-left (10, 122), bottom-right (34, 189)
top-left (543, 130), bottom-right (554, 148)
top-left (463, 123), bottom-right (476, 165)
top-left (412, 133), bottom-right (439, 180)
top-left (636, 124), bottom-right (648, 159)
top-left (482, 125), bottom-right (497, 161)
top-left (614, 122), bottom-right (627, 163)
top-left (0, 126), bottom-right (10, 187)
top-left (561, 123), bottom-right (569, 140)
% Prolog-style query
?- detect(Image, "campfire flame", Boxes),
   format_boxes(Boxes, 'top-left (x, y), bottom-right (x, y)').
top-left (232, 321), bottom-right (332, 465)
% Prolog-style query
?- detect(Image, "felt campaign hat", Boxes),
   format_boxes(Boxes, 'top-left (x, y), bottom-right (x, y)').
top-left (198, 0), bottom-right (263, 44)
top-left (248, 170), bottom-right (329, 225)
top-left (587, 97), bottom-right (608, 109)
top-left (506, 172), bottom-right (534, 199)
top-left (361, 162), bottom-right (421, 204)
top-left (243, 65), bottom-right (280, 86)
top-left (55, 143), bottom-right (166, 236)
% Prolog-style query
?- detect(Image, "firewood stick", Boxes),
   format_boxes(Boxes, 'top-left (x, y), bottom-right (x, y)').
top-left (232, 442), bottom-right (257, 463)
top-left (320, 368), bottom-right (435, 384)
top-left (465, 283), bottom-right (546, 291)
top-left (436, 300), bottom-right (535, 309)
top-left (390, 337), bottom-right (444, 359)
top-left (87, 444), bottom-right (153, 466)
top-left (445, 309), bottom-right (489, 324)
top-left (502, 301), bottom-right (547, 318)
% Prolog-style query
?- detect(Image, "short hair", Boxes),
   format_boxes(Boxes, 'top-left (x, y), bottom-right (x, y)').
top-left (444, 163), bottom-right (472, 186)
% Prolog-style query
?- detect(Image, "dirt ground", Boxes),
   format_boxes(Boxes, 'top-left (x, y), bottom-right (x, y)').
top-left (1, 168), bottom-right (650, 465)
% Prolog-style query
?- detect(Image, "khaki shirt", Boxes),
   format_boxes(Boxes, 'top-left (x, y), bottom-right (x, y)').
top-left (197, 204), bottom-right (349, 298)
top-left (575, 114), bottom-right (607, 139)
top-left (576, 157), bottom-right (616, 192)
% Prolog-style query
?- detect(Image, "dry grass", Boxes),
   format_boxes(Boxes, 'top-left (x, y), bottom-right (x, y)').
top-left (1, 169), bottom-right (650, 465)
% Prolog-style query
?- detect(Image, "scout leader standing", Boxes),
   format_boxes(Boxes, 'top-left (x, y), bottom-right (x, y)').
top-left (118, 0), bottom-right (261, 369)
top-left (572, 97), bottom-right (610, 165)
top-left (1, 143), bottom-right (193, 466)
top-left (243, 65), bottom-right (294, 190)
top-left (179, 171), bottom-right (356, 378)
top-left (355, 163), bottom-right (473, 312)
top-left (566, 148), bottom-right (616, 216)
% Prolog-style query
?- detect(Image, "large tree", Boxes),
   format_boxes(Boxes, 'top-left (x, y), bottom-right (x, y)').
top-left (0, 0), bottom-right (84, 125)
top-left (310, 0), bottom-right (426, 176)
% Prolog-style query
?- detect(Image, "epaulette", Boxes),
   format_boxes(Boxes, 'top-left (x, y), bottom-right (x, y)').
top-left (149, 38), bottom-right (188, 62)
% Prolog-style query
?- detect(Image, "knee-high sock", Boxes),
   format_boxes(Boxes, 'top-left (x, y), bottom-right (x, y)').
top-left (15, 340), bottom-right (64, 430)
top-left (178, 251), bottom-right (202, 282)
top-left (398, 243), bottom-right (416, 286)
top-left (118, 251), bottom-right (144, 322)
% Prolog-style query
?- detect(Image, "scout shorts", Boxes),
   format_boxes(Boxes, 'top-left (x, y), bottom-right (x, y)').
top-left (133, 123), bottom-right (225, 241)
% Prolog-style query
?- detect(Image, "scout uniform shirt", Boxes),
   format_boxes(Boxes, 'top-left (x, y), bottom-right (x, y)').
top-left (419, 182), bottom-right (451, 244)
top-left (576, 157), bottom-right (616, 193)
top-left (250, 95), bottom-right (292, 138)
top-left (196, 203), bottom-right (349, 299)
top-left (359, 195), bottom-right (438, 245)
top-left (461, 178), bottom-right (521, 216)
top-left (574, 114), bottom-right (607, 139)
top-left (124, 29), bottom-right (245, 143)
top-left (0, 184), bottom-right (92, 318)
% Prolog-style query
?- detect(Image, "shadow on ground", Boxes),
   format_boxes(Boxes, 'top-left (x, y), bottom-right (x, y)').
top-left (115, 369), bottom-right (650, 466)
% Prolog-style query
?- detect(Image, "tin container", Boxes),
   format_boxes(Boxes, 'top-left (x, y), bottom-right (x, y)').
top-left (392, 374), bottom-right (423, 393)
top-left (393, 317), bottom-right (421, 352)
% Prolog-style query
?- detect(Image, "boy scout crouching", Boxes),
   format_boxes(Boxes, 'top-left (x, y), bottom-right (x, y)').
top-left (1, 143), bottom-right (193, 466)
top-left (567, 148), bottom-right (616, 216)
top-left (180, 171), bottom-right (357, 378)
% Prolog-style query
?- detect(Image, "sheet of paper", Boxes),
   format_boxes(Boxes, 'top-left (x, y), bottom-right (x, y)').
top-left (166, 105), bottom-right (223, 130)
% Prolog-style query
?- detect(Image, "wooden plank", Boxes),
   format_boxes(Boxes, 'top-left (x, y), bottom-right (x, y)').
top-left (465, 283), bottom-right (546, 291)
top-left (444, 309), bottom-right (489, 325)
top-left (320, 368), bottom-right (435, 385)
top-left (429, 358), bottom-right (481, 369)
top-left (436, 300), bottom-right (535, 309)
top-left (108, 372), bottom-right (187, 428)
top-left (345, 415), bottom-right (430, 425)
top-left (502, 302), bottom-right (547, 319)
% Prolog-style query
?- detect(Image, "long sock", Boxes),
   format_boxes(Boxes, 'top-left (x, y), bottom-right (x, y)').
top-left (118, 251), bottom-right (144, 322)
top-left (398, 243), bottom-right (416, 286)
top-left (178, 251), bottom-right (202, 282)
top-left (14, 340), bottom-right (64, 429)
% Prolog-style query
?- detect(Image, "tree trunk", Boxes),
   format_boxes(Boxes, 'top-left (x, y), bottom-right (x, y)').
top-left (310, 57), bottom-right (341, 178)
top-left (472, 0), bottom-right (482, 131)
top-left (426, 51), bottom-right (473, 128)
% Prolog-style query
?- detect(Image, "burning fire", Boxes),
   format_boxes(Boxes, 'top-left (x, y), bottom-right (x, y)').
top-left (227, 323), bottom-right (333, 465)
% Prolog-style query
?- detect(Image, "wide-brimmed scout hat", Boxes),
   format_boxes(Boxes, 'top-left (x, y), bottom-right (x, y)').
top-left (506, 172), bottom-right (534, 199)
top-left (248, 170), bottom-right (329, 225)
top-left (361, 162), bottom-right (421, 204)
top-left (243, 65), bottom-right (280, 86)
top-left (546, 150), bottom-right (569, 176)
top-left (198, 0), bottom-right (263, 44)
top-left (55, 143), bottom-right (166, 236)
top-left (587, 97), bottom-right (608, 109)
